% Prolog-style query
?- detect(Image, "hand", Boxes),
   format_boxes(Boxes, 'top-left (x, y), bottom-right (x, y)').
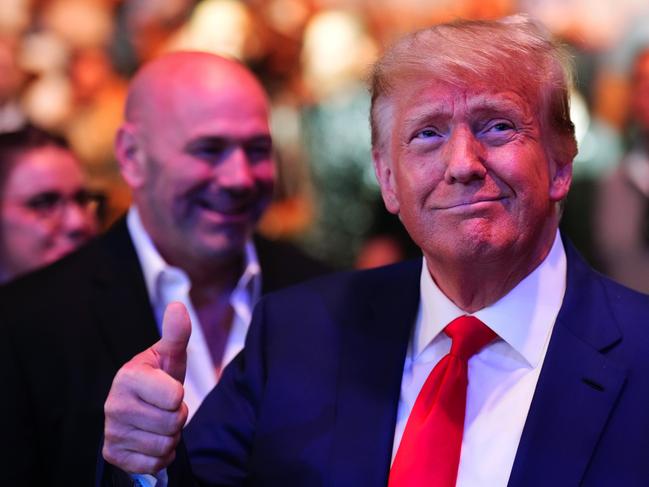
top-left (103, 302), bottom-right (191, 473)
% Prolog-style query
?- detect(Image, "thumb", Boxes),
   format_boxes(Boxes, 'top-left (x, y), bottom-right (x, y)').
top-left (154, 301), bottom-right (191, 383)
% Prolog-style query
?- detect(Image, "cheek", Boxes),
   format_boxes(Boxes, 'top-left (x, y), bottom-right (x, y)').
top-left (153, 173), bottom-right (196, 216)
top-left (394, 158), bottom-right (443, 209)
top-left (491, 145), bottom-right (550, 193)
top-left (1, 211), bottom-right (53, 257)
top-left (253, 161), bottom-right (276, 188)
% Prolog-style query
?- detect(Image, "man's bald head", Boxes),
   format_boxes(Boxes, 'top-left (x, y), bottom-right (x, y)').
top-left (124, 51), bottom-right (267, 128)
top-left (115, 51), bottom-right (274, 280)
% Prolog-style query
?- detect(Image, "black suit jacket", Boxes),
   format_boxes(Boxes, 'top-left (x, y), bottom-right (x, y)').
top-left (0, 217), bottom-right (330, 487)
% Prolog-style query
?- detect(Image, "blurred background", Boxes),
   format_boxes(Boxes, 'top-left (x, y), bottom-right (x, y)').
top-left (2, 0), bottom-right (649, 291)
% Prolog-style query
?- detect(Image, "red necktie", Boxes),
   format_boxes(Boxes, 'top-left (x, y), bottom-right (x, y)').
top-left (389, 315), bottom-right (497, 487)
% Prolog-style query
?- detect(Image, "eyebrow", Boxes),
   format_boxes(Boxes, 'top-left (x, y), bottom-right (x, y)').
top-left (467, 95), bottom-right (529, 116)
top-left (185, 134), bottom-right (272, 149)
top-left (403, 95), bottom-right (530, 128)
top-left (403, 106), bottom-right (452, 127)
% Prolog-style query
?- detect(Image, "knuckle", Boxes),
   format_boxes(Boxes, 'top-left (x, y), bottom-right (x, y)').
top-left (117, 362), bottom-right (140, 384)
top-left (113, 364), bottom-right (131, 385)
top-left (165, 383), bottom-right (184, 408)
top-left (149, 456), bottom-right (168, 473)
top-left (103, 427), bottom-right (120, 445)
top-left (104, 398), bottom-right (129, 422)
top-left (155, 435), bottom-right (176, 455)
top-left (102, 445), bottom-right (119, 466)
top-left (164, 449), bottom-right (177, 467)
top-left (168, 410), bottom-right (187, 433)
top-left (103, 397), bottom-right (117, 417)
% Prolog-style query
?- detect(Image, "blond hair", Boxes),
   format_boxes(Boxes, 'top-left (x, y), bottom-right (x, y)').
top-left (370, 15), bottom-right (577, 162)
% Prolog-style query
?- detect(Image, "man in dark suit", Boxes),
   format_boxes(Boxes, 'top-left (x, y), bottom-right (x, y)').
top-left (102, 16), bottom-right (649, 486)
top-left (0, 52), bottom-right (328, 486)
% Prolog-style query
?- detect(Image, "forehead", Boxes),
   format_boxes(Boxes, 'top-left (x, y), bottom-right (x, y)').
top-left (397, 79), bottom-right (538, 122)
top-left (149, 70), bottom-right (271, 142)
top-left (5, 147), bottom-right (83, 195)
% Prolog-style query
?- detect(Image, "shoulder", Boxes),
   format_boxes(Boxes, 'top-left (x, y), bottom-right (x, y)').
top-left (566, 257), bottom-right (649, 363)
top-left (256, 258), bottom-right (422, 314)
top-left (253, 235), bottom-right (334, 292)
top-left (0, 219), bottom-right (132, 302)
top-left (597, 273), bottom-right (649, 337)
top-left (567, 243), bottom-right (649, 324)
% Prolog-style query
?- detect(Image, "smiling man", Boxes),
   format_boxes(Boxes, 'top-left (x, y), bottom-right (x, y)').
top-left (0, 52), bottom-right (329, 487)
top-left (103, 17), bottom-right (649, 487)
top-left (115, 54), bottom-right (276, 392)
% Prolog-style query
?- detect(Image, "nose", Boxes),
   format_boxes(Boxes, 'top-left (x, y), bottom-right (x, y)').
top-left (60, 201), bottom-right (96, 243)
top-left (442, 126), bottom-right (487, 184)
top-left (218, 146), bottom-right (255, 193)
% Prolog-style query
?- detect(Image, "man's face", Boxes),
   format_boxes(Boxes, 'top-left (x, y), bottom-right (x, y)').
top-left (133, 71), bottom-right (275, 267)
top-left (0, 146), bottom-right (98, 280)
top-left (373, 80), bottom-right (571, 271)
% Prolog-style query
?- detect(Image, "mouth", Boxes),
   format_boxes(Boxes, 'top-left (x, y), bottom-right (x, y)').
top-left (195, 197), bottom-right (254, 222)
top-left (434, 196), bottom-right (507, 210)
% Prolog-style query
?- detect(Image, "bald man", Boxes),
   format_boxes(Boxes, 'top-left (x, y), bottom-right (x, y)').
top-left (0, 52), bottom-right (329, 486)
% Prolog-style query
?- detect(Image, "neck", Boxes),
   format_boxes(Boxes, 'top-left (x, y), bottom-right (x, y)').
top-left (183, 255), bottom-right (244, 304)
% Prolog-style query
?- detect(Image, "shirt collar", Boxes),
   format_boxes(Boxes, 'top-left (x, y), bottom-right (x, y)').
top-left (127, 206), bottom-right (170, 307)
top-left (415, 230), bottom-right (567, 368)
top-left (230, 239), bottom-right (261, 319)
top-left (126, 206), bottom-right (261, 311)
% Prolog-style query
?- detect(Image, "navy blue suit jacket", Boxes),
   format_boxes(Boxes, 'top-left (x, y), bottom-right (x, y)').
top-left (168, 241), bottom-right (649, 485)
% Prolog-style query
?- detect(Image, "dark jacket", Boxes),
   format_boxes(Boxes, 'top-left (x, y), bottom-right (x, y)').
top-left (0, 217), bottom-right (331, 486)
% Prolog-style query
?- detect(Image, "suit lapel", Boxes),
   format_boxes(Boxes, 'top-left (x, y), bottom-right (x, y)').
top-left (508, 241), bottom-right (627, 486)
top-left (90, 219), bottom-right (159, 368)
top-left (328, 260), bottom-right (422, 487)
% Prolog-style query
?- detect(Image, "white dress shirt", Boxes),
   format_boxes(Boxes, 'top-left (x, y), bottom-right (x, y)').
top-left (392, 231), bottom-right (567, 486)
top-left (127, 206), bottom-right (261, 420)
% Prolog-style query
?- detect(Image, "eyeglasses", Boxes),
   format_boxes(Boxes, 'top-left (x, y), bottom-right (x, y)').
top-left (20, 189), bottom-right (104, 220)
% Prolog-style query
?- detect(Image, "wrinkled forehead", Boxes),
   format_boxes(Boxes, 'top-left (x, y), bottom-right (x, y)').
top-left (373, 70), bottom-right (542, 148)
top-left (402, 75), bottom-right (538, 112)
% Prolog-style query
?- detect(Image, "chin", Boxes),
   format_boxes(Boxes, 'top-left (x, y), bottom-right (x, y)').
top-left (196, 233), bottom-right (248, 259)
top-left (422, 226), bottom-right (518, 265)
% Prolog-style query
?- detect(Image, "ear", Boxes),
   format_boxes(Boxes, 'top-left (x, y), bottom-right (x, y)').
top-left (547, 133), bottom-right (576, 202)
top-left (372, 147), bottom-right (400, 215)
top-left (114, 123), bottom-right (147, 189)
top-left (548, 157), bottom-right (573, 202)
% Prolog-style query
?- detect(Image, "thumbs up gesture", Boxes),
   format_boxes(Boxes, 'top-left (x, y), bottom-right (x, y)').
top-left (103, 302), bottom-right (191, 473)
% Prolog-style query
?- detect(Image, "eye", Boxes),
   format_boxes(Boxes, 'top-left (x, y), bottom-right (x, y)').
top-left (190, 143), bottom-right (226, 160)
top-left (244, 139), bottom-right (273, 162)
top-left (24, 192), bottom-right (62, 214)
top-left (415, 128), bottom-right (440, 139)
top-left (489, 121), bottom-right (514, 132)
top-left (73, 190), bottom-right (103, 210)
top-left (480, 119), bottom-right (516, 145)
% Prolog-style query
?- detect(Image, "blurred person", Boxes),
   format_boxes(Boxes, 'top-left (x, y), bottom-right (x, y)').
top-left (0, 125), bottom-right (98, 282)
top-left (0, 36), bottom-right (27, 132)
top-left (355, 204), bottom-right (421, 269)
top-left (103, 16), bottom-right (649, 487)
top-left (0, 51), bottom-right (328, 487)
top-left (595, 47), bottom-right (649, 293)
